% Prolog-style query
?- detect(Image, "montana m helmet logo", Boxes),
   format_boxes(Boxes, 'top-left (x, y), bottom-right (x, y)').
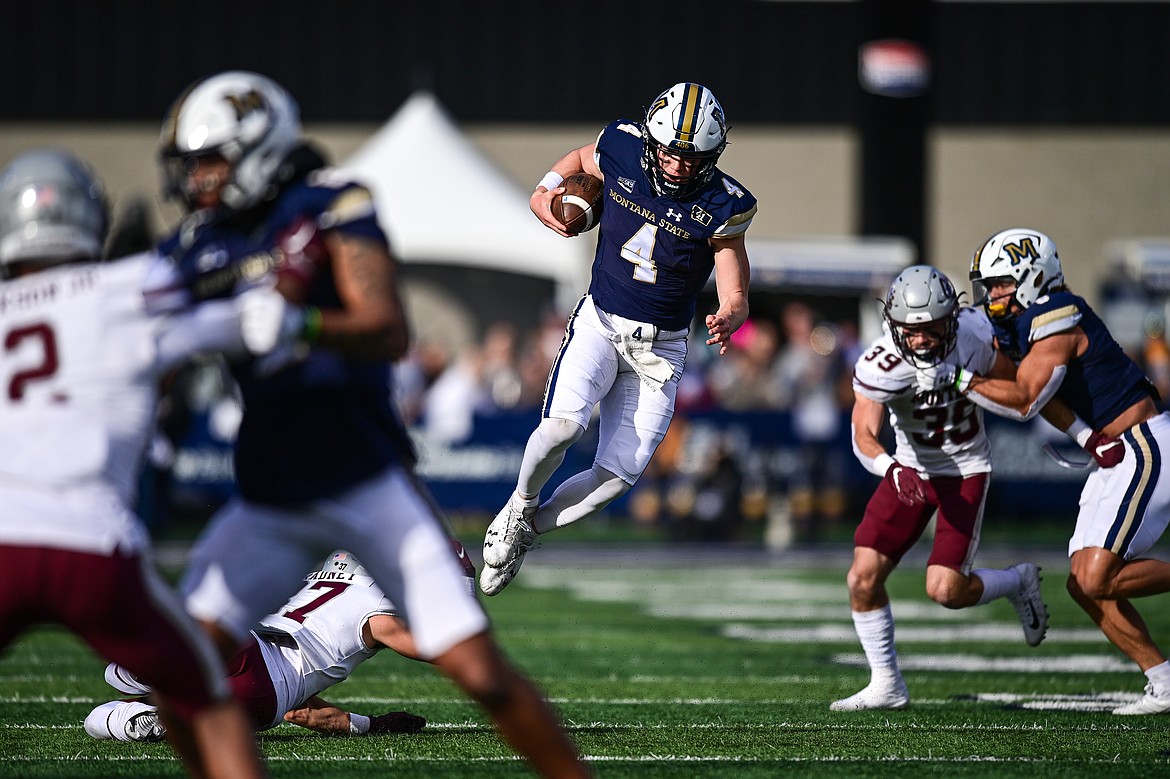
top-left (1002, 237), bottom-right (1041, 266)
top-left (225, 89), bottom-right (267, 120)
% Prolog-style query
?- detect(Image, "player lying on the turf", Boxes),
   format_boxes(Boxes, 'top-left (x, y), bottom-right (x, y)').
top-left (85, 550), bottom-right (472, 741)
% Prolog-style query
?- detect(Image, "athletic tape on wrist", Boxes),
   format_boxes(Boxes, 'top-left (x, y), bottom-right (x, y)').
top-left (349, 713), bottom-right (370, 735)
top-left (536, 171), bottom-right (564, 191)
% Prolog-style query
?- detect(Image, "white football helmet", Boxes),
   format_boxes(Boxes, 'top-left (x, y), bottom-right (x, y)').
top-left (641, 82), bottom-right (728, 199)
top-left (159, 71), bottom-right (301, 212)
top-left (321, 550), bottom-right (371, 581)
top-left (969, 228), bottom-right (1063, 319)
top-left (883, 264), bottom-right (960, 367)
top-left (0, 148), bottom-right (109, 276)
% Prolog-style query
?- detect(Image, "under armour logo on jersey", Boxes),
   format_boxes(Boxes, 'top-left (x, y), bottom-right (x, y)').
top-left (666, 208), bottom-right (683, 222)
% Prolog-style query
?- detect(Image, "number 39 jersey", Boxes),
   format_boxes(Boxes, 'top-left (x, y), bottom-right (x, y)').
top-left (852, 308), bottom-right (999, 477)
top-left (589, 120), bottom-right (757, 331)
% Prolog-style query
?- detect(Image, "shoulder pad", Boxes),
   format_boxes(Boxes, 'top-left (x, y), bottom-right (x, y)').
top-left (1028, 302), bottom-right (1081, 343)
top-left (320, 185), bottom-right (376, 230)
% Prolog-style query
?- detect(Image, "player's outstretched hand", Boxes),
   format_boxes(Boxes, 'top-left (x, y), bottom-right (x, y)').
top-left (283, 702), bottom-right (351, 734)
top-left (886, 461), bottom-right (928, 507)
top-left (1085, 431), bottom-right (1125, 468)
top-left (706, 313), bottom-right (732, 355)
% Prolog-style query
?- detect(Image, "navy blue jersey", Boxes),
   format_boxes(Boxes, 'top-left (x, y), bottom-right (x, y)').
top-left (157, 165), bottom-right (412, 504)
top-left (992, 290), bottom-right (1153, 430)
top-left (589, 120), bottom-right (757, 331)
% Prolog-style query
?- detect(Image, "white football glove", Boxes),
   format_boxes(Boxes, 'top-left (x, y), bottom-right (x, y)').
top-left (915, 362), bottom-right (972, 393)
top-left (239, 286), bottom-right (305, 356)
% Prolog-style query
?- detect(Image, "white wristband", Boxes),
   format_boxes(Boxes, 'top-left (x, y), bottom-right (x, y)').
top-left (1066, 417), bottom-right (1093, 447)
top-left (349, 713), bottom-right (370, 735)
top-left (536, 171), bottom-right (564, 191)
top-left (872, 453), bottom-right (895, 477)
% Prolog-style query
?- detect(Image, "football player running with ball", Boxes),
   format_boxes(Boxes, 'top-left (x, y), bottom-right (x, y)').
top-left (150, 71), bottom-right (589, 776)
top-left (920, 228), bottom-right (1170, 715)
top-left (837, 265), bottom-right (1059, 712)
top-left (481, 82), bottom-right (756, 595)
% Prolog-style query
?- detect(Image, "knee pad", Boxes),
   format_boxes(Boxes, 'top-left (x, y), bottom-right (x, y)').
top-left (536, 416), bottom-right (584, 450)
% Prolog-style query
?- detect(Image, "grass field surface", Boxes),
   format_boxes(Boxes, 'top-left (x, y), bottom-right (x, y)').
top-left (2, 543), bottom-right (1169, 777)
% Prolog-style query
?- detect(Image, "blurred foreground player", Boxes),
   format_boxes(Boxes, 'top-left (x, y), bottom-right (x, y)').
top-left (85, 550), bottom-right (473, 741)
top-left (151, 70), bottom-right (589, 775)
top-left (0, 149), bottom-right (266, 777)
top-left (836, 265), bottom-right (1048, 711)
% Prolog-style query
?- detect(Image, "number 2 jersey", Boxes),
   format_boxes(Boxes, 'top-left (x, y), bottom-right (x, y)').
top-left (0, 254), bottom-right (245, 554)
top-left (852, 308), bottom-right (999, 477)
top-left (589, 120), bottom-right (757, 331)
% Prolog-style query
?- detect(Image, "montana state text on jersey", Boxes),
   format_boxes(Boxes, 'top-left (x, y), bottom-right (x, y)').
top-left (853, 308), bottom-right (999, 477)
top-left (590, 120), bottom-right (757, 331)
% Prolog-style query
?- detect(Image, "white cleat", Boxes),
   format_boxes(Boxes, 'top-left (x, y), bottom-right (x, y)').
top-left (104, 662), bottom-right (151, 696)
top-left (829, 678), bottom-right (910, 712)
top-left (482, 501), bottom-right (538, 569)
top-left (1113, 683), bottom-right (1170, 715)
top-left (479, 550), bottom-right (529, 597)
top-left (84, 700), bottom-right (166, 742)
top-left (1006, 563), bottom-right (1049, 647)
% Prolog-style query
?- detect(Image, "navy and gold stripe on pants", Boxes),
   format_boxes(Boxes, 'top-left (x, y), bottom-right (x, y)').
top-left (1105, 421), bottom-right (1162, 556)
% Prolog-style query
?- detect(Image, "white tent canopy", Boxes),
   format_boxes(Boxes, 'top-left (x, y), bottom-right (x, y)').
top-left (340, 91), bottom-right (591, 313)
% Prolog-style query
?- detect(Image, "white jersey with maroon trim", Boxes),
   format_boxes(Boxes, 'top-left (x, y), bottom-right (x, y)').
top-left (0, 253), bottom-right (246, 554)
top-left (254, 569), bottom-right (395, 712)
top-left (852, 308), bottom-right (998, 477)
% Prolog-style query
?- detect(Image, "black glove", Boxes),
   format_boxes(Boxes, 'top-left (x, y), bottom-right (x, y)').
top-left (368, 711), bottom-right (426, 735)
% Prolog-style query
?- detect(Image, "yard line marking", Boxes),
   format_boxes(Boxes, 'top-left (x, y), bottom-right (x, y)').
top-left (0, 754), bottom-right (1160, 765)
top-left (723, 623), bottom-right (1105, 643)
top-left (832, 652), bottom-right (1136, 673)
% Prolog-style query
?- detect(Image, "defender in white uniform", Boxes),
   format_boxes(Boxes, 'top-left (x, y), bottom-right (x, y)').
top-left (86, 550), bottom-right (473, 740)
top-left (834, 265), bottom-right (1050, 712)
top-left (0, 149), bottom-right (267, 777)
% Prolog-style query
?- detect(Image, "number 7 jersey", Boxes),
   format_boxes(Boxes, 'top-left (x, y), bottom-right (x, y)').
top-left (852, 308), bottom-right (999, 477)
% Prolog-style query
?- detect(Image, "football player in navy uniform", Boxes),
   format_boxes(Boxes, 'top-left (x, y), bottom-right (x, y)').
top-left (919, 228), bottom-right (1170, 715)
top-left (480, 82), bottom-right (756, 595)
top-left (150, 71), bottom-right (589, 776)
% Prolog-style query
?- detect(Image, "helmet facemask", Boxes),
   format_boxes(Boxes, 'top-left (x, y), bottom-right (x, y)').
top-left (640, 82), bottom-right (728, 200)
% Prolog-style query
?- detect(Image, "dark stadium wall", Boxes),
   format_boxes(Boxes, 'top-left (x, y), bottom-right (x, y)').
top-left (1, 1), bottom-right (1168, 125)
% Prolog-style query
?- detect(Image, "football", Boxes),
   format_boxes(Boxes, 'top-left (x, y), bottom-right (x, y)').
top-left (551, 173), bottom-right (604, 234)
